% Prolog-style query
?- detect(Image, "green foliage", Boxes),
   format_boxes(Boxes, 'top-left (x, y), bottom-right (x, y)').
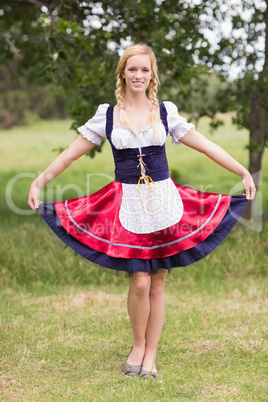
top-left (0, 0), bottom-right (213, 128)
top-left (0, 80), bottom-right (67, 128)
top-left (245, 138), bottom-right (265, 153)
top-left (0, 0), bottom-right (267, 167)
top-left (169, 168), bottom-right (182, 183)
top-left (171, 72), bottom-right (232, 132)
top-left (52, 146), bottom-right (67, 155)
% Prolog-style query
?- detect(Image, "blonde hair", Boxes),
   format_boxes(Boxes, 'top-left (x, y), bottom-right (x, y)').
top-left (115, 44), bottom-right (160, 142)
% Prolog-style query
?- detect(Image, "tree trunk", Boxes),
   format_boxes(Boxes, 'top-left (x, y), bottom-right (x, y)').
top-left (243, 4), bottom-right (268, 219)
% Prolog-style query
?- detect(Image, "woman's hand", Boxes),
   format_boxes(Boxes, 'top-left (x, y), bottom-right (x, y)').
top-left (28, 182), bottom-right (42, 210)
top-left (242, 172), bottom-right (256, 200)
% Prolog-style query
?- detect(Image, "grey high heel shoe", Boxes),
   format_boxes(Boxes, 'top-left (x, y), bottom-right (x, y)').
top-left (140, 355), bottom-right (158, 378)
top-left (140, 369), bottom-right (158, 378)
top-left (122, 347), bottom-right (142, 377)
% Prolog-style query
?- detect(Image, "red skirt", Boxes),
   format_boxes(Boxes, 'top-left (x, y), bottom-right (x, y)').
top-left (37, 179), bottom-right (247, 272)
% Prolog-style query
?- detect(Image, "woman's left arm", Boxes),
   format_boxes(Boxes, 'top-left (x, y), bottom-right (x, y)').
top-left (180, 129), bottom-right (256, 200)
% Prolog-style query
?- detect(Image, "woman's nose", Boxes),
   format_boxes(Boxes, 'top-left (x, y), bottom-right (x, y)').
top-left (135, 70), bottom-right (142, 78)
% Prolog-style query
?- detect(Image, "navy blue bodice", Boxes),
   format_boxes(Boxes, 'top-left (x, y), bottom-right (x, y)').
top-left (105, 104), bottom-right (170, 184)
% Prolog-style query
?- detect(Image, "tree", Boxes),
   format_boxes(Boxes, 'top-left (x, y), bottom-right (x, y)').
top-left (0, 0), bottom-right (212, 157)
top-left (198, 0), bottom-right (267, 217)
top-left (0, 0), bottom-right (267, 186)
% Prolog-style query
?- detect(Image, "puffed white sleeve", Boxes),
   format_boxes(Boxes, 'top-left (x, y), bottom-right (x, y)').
top-left (77, 103), bottom-right (109, 145)
top-left (164, 101), bottom-right (195, 145)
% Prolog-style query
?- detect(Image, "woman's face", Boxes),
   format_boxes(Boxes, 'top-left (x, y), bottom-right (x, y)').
top-left (123, 54), bottom-right (153, 94)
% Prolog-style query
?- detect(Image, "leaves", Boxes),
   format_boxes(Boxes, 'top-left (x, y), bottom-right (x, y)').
top-left (0, 0), bottom-right (267, 163)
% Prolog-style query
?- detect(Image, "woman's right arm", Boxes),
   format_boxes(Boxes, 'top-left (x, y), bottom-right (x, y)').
top-left (28, 135), bottom-right (96, 210)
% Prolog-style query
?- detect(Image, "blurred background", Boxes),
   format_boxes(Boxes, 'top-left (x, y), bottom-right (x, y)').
top-left (0, 2), bottom-right (267, 399)
top-left (0, 0), bottom-right (267, 282)
top-left (1, 0), bottom-right (267, 169)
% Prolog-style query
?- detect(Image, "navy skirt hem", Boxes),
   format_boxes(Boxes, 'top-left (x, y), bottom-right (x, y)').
top-left (38, 195), bottom-right (247, 274)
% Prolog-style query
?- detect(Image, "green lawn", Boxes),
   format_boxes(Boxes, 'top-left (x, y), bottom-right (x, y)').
top-left (0, 116), bottom-right (267, 401)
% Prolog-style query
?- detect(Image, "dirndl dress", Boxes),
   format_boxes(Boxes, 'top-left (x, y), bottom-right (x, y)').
top-left (38, 101), bottom-right (247, 275)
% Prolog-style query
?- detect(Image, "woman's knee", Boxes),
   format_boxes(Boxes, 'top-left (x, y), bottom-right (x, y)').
top-left (149, 273), bottom-right (166, 299)
top-left (129, 275), bottom-right (151, 299)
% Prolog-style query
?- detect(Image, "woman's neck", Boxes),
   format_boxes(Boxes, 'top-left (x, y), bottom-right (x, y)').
top-left (123, 92), bottom-right (152, 111)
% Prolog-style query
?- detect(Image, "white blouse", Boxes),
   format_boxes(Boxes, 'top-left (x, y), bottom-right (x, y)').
top-left (78, 101), bottom-right (195, 148)
top-left (78, 101), bottom-right (195, 234)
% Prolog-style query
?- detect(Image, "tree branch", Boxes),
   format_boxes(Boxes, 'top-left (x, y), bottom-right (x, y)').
top-left (12, 0), bottom-right (57, 10)
top-left (13, 0), bottom-right (44, 6)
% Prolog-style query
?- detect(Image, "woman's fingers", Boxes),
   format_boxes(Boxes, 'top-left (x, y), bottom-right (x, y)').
top-left (243, 173), bottom-right (256, 200)
top-left (28, 196), bottom-right (38, 210)
top-left (249, 177), bottom-right (256, 200)
top-left (249, 184), bottom-right (256, 200)
top-left (28, 185), bottom-right (41, 210)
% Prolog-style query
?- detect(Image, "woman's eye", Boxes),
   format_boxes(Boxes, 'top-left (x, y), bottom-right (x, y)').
top-left (128, 68), bottom-right (150, 72)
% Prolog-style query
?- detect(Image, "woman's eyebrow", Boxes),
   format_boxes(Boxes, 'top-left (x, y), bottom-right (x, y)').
top-left (127, 65), bottom-right (150, 68)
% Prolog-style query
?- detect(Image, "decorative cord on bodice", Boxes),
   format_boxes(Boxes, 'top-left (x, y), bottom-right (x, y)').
top-left (136, 153), bottom-right (156, 212)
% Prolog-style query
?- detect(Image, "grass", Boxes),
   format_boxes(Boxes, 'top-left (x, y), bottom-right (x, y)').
top-left (0, 283), bottom-right (267, 400)
top-left (0, 115), bottom-right (267, 400)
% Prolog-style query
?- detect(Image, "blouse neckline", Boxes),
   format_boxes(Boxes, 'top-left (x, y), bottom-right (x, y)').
top-left (112, 118), bottom-right (167, 134)
top-left (112, 124), bottom-right (154, 133)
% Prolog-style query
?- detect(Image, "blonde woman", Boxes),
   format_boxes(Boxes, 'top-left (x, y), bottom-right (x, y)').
top-left (28, 44), bottom-right (256, 378)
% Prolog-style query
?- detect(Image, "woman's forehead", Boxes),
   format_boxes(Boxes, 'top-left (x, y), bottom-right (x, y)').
top-left (125, 54), bottom-right (151, 68)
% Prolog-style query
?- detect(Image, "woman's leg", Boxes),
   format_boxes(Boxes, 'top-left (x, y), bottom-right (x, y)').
top-left (126, 273), bottom-right (151, 365)
top-left (142, 269), bottom-right (166, 372)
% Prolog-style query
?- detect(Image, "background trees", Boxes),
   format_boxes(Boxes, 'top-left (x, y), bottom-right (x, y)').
top-left (0, 0), bottom-right (267, 181)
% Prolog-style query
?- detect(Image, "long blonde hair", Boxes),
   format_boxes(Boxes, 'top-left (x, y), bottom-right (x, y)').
top-left (115, 44), bottom-right (160, 142)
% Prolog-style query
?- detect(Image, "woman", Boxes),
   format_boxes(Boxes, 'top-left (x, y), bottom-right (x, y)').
top-left (28, 44), bottom-right (256, 378)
